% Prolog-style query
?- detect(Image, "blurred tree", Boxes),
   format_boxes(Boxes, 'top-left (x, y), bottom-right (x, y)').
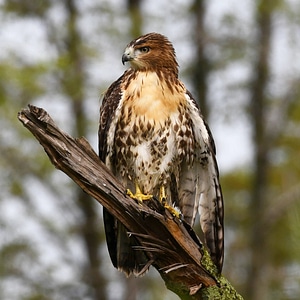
top-left (189, 0), bottom-right (300, 299)
top-left (190, 0), bottom-right (210, 119)
top-left (1, 0), bottom-right (300, 299)
top-left (246, 0), bottom-right (300, 298)
top-left (60, 1), bottom-right (106, 299)
top-left (128, 0), bottom-right (142, 38)
top-left (0, 0), bottom-right (108, 299)
top-left (247, 0), bottom-right (274, 298)
top-left (207, 1), bottom-right (300, 299)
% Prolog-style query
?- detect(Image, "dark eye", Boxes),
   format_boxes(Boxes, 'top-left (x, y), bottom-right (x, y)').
top-left (140, 47), bottom-right (150, 53)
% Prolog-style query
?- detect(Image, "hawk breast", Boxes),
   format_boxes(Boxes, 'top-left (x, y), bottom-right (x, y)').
top-left (109, 71), bottom-right (195, 196)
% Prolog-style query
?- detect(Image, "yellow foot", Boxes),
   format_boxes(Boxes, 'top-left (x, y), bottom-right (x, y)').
top-left (159, 186), bottom-right (182, 219)
top-left (126, 182), bottom-right (152, 203)
top-left (126, 188), bottom-right (153, 202)
top-left (164, 204), bottom-right (182, 219)
top-left (160, 186), bottom-right (167, 204)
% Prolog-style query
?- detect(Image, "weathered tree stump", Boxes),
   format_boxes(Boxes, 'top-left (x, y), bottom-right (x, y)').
top-left (18, 105), bottom-right (243, 300)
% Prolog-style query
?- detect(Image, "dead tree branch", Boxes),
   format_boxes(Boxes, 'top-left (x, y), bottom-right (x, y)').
top-left (18, 105), bottom-right (243, 300)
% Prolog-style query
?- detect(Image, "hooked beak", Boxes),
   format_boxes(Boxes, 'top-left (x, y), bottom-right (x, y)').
top-left (122, 46), bottom-right (134, 65)
top-left (122, 53), bottom-right (130, 65)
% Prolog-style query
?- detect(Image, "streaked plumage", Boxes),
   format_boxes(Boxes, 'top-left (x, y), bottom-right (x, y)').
top-left (98, 33), bottom-right (224, 276)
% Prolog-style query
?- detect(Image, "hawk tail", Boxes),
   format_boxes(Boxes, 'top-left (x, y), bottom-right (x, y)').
top-left (103, 208), bottom-right (149, 277)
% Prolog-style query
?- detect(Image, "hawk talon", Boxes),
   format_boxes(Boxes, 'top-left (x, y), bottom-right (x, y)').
top-left (159, 186), bottom-right (167, 204)
top-left (126, 188), bottom-right (153, 203)
top-left (164, 204), bottom-right (182, 219)
top-left (159, 186), bottom-right (182, 219)
top-left (161, 197), bottom-right (167, 206)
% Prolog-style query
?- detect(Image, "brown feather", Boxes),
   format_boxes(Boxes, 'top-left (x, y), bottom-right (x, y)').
top-left (99, 33), bottom-right (224, 275)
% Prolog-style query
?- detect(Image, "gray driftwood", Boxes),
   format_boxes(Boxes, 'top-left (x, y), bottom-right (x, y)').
top-left (18, 105), bottom-right (243, 300)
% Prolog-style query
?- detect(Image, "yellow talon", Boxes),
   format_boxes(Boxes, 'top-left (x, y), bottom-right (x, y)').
top-left (127, 182), bottom-right (152, 203)
top-left (164, 204), bottom-right (182, 219)
top-left (159, 186), bottom-right (182, 219)
top-left (159, 186), bottom-right (167, 203)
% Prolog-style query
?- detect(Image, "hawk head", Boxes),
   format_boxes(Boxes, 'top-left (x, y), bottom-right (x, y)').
top-left (122, 33), bottom-right (178, 75)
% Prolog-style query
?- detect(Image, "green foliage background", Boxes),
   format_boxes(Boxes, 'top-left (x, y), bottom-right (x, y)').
top-left (0, 0), bottom-right (299, 299)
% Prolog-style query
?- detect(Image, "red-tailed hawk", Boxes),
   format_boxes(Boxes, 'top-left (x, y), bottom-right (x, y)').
top-left (98, 33), bottom-right (224, 276)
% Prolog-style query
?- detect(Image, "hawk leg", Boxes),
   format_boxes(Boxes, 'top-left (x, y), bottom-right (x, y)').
top-left (159, 186), bottom-right (182, 219)
top-left (127, 182), bottom-right (153, 203)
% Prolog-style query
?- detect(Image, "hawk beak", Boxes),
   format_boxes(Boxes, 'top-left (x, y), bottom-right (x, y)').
top-left (122, 46), bottom-right (134, 65)
top-left (122, 53), bottom-right (130, 65)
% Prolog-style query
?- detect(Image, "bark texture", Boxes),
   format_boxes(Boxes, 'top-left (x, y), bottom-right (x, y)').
top-left (18, 105), bottom-right (243, 300)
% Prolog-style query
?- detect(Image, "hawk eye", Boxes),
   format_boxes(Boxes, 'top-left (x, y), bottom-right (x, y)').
top-left (140, 47), bottom-right (150, 53)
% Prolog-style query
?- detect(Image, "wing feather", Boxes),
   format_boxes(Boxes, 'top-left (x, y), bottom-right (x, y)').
top-left (98, 75), bottom-right (123, 270)
top-left (98, 72), bottom-right (149, 276)
top-left (183, 91), bottom-right (224, 272)
top-left (98, 75), bottom-right (123, 161)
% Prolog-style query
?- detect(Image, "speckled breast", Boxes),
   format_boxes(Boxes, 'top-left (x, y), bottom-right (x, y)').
top-left (113, 105), bottom-right (195, 195)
